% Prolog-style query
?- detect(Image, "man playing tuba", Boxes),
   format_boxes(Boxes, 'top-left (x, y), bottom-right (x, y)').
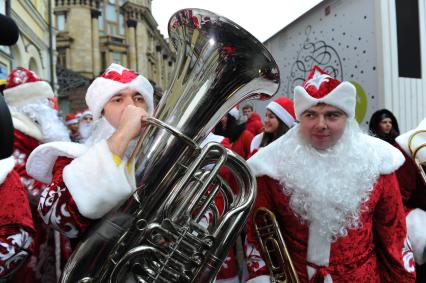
top-left (26, 63), bottom-right (154, 238)
top-left (245, 66), bottom-right (416, 282)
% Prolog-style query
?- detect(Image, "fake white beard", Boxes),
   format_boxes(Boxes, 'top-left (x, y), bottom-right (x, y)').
top-left (11, 99), bottom-right (70, 143)
top-left (84, 117), bottom-right (138, 159)
top-left (79, 121), bottom-right (95, 142)
top-left (276, 119), bottom-right (381, 241)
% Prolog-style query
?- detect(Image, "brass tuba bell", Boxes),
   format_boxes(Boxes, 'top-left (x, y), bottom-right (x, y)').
top-left (408, 129), bottom-right (426, 185)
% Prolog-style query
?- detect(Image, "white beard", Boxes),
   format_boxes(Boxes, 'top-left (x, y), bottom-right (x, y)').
top-left (84, 117), bottom-right (138, 159)
top-left (11, 99), bottom-right (70, 143)
top-left (276, 119), bottom-right (381, 241)
top-left (79, 121), bottom-right (95, 142)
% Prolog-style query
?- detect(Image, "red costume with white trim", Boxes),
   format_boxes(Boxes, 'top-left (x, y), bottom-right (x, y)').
top-left (0, 157), bottom-right (34, 280)
top-left (245, 66), bottom-right (416, 282)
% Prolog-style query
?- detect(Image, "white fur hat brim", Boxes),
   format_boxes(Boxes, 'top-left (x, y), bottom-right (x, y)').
top-left (85, 75), bottom-right (154, 120)
top-left (294, 81), bottom-right (356, 120)
top-left (3, 80), bottom-right (54, 107)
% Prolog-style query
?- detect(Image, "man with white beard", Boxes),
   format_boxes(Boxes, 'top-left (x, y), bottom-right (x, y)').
top-left (78, 109), bottom-right (94, 143)
top-left (245, 66), bottom-right (416, 282)
top-left (26, 63), bottom-right (153, 241)
top-left (3, 68), bottom-right (71, 282)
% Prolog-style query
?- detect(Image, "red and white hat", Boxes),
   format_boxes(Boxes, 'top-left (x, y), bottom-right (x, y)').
top-left (229, 107), bottom-right (240, 120)
top-left (294, 66), bottom-right (356, 119)
top-left (3, 68), bottom-right (54, 107)
top-left (85, 63), bottom-right (154, 120)
top-left (65, 113), bottom-right (79, 125)
top-left (266, 96), bottom-right (296, 128)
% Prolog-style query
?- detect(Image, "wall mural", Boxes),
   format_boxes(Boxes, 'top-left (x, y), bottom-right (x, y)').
top-left (263, 0), bottom-right (377, 126)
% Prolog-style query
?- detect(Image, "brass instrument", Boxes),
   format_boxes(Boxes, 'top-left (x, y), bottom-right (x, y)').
top-left (60, 8), bottom-right (280, 283)
top-left (408, 129), bottom-right (426, 185)
top-left (254, 207), bottom-right (300, 283)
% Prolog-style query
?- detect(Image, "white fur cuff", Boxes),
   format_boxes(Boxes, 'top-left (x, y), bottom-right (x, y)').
top-left (246, 275), bottom-right (271, 283)
top-left (0, 156), bottom-right (16, 185)
top-left (407, 208), bottom-right (426, 265)
top-left (63, 140), bottom-right (136, 219)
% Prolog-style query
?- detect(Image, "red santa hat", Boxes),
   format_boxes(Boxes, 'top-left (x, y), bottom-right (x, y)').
top-left (85, 63), bottom-right (154, 120)
top-left (81, 109), bottom-right (93, 118)
top-left (266, 96), bottom-right (296, 128)
top-left (3, 68), bottom-right (54, 107)
top-left (65, 113), bottom-right (79, 125)
top-left (294, 66), bottom-right (356, 119)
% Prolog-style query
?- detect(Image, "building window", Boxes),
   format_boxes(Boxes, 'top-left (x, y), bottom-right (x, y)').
top-left (57, 14), bottom-right (66, 32)
top-left (0, 0), bottom-right (5, 14)
top-left (395, 0), bottom-right (421, 78)
top-left (57, 48), bottom-right (66, 67)
top-left (112, 52), bottom-right (121, 64)
top-left (0, 62), bottom-right (8, 81)
top-left (100, 0), bottom-right (125, 37)
top-left (101, 52), bottom-right (107, 69)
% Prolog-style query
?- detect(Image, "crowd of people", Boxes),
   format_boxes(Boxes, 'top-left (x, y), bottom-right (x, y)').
top-left (1, 13), bottom-right (426, 283)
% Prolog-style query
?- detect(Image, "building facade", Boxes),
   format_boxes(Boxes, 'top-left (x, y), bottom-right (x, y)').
top-left (0, 0), bottom-right (56, 88)
top-left (55, 0), bottom-right (175, 113)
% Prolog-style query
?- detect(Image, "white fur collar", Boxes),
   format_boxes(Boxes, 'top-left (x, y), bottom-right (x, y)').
top-left (11, 111), bottom-right (43, 141)
top-left (0, 156), bottom-right (16, 185)
top-left (247, 128), bottom-right (405, 179)
top-left (26, 142), bottom-right (88, 184)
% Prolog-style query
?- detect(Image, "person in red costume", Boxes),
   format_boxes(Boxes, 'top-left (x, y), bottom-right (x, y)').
top-left (214, 108), bottom-right (254, 160)
top-left (245, 66), bottom-right (416, 282)
top-left (64, 113), bottom-right (81, 142)
top-left (250, 96), bottom-right (296, 156)
top-left (396, 119), bottom-right (426, 283)
top-left (0, 94), bottom-right (34, 281)
top-left (3, 67), bottom-right (71, 283)
top-left (26, 63), bottom-right (154, 242)
top-left (243, 104), bottom-right (263, 135)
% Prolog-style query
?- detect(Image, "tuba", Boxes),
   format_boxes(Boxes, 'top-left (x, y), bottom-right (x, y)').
top-left (254, 208), bottom-right (299, 283)
top-left (60, 8), bottom-right (280, 283)
top-left (408, 129), bottom-right (426, 185)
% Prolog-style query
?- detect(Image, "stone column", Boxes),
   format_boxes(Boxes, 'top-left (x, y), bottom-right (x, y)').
top-left (91, 9), bottom-right (101, 77)
top-left (126, 19), bottom-right (137, 70)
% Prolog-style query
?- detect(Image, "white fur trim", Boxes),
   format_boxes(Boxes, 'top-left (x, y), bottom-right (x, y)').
top-left (85, 74), bottom-right (154, 120)
top-left (306, 222), bottom-right (333, 282)
top-left (250, 133), bottom-right (263, 153)
top-left (247, 128), bottom-right (404, 179)
top-left (294, 81), bottom-right (356, 120)
top-left (65, 118), bottom-right (78, 125)
top-left (406, 208), bottom-right (426, 265)
top-left (26, 141), bottom-right (88, 184)
top-left (200, 133), bottom-right (225, 148)
top-left (229, 107), bottom-right (240, 120)
top-left (396, 118), bottom-right (426, 162)
top-left (3, 80), bottom-right (54, 107)
top-left (63, 140), bottom-right (136, 219)
top-left (0, 156), bottom-right (16, 185)
top-left (11, 111), bottom-right (43, 141)
top-left (246, 275), bottom-right (271, 283)
top-left (267, 101), bottom-right (295, 128)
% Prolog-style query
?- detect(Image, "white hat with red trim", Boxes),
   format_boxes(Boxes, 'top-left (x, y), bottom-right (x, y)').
top-left (266, 96), bottom-right (296, 128)
top-left (85, 63), bottom-right (154, 120)
top-left (294, 65), bottom-right (356, 119)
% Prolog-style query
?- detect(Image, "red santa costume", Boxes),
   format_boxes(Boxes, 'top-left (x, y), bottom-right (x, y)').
top-left (245, 66), bottom-right (416, 282)
top-left (250, 96), bottom-right (296, 155)
top-left (26, 64), bottom-right (154, 240)
top-left (395, 119), bottom-right (426, 271)
top-left (64, 113), bottom-right (81, 143)
top-left (3, 68), bottom-right (71, 283)
top-left (0, 94), bottom-right (35, 280)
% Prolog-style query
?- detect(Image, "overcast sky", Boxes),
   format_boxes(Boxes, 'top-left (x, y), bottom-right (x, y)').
top-left (152, 0), bottom-right (323, 42)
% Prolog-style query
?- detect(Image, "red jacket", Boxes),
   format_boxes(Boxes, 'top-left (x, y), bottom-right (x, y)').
top-left (245, 112), bottom-right (263, 136)
top-left (231, 130), bottom-right (254, 160)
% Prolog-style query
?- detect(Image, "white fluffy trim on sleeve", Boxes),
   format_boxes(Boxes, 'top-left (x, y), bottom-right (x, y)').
top-left (406, 208), bottom-right (426, 265)
top-left (0, 156), bottom-right (16, 185)
top-left (246, 275), bottom-right (271, 283)
top-left (63, 140), bottom-right (136, 219)
top-left (26, 141), bottom-right (88, 184)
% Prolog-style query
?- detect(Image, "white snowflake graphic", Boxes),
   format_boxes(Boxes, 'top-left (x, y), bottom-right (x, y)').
top-left (305, 70), bottom-right (332, 90)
